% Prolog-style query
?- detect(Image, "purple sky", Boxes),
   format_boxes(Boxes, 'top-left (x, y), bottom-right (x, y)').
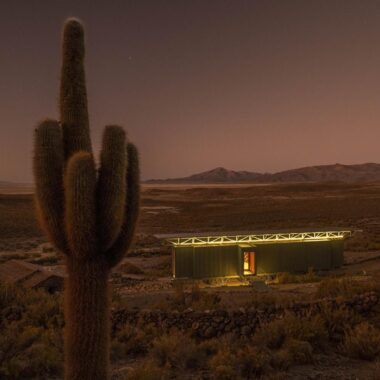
top-left (2, 0), bottom-right (380, 182)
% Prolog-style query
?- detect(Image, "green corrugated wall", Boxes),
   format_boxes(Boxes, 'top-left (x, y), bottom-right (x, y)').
top-left (174, 245), bottom-right (242, 279)
top-left (173, 240), bottom-right (344, 278)
top-left (174, 247), bottom-right (193, 278)
top-left (254, 240), bottom-right (344, 274)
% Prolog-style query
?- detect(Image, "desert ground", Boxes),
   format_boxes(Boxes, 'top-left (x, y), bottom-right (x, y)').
top-left (2, 182), bottom-right (380, 379)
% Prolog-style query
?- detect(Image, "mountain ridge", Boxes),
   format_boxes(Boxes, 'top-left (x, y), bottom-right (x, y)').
top-left (146, 163), bottom-right (380, 184)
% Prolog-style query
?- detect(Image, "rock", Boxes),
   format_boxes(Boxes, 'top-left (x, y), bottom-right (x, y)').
top-left (192, 322), bottom-right (200, 330)
top-left (204, 326), bottom-right (216, 338)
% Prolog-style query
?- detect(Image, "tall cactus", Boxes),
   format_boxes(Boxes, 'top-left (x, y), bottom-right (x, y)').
top-left (33, 18), bottom-right (140, 380)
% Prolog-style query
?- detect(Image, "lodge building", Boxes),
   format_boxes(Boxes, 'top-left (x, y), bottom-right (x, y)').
top-left (159, 229), bottom-right (352, 279)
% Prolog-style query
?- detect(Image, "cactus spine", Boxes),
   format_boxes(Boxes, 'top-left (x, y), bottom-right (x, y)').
top-left (33, 18), bottom-right (140, 380)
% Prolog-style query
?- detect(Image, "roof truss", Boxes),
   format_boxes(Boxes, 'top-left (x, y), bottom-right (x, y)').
top-left (167, 230), bottom-right (352, 247)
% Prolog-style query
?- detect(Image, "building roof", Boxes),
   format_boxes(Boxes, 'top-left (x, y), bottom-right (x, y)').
top-left (0, 260), bottom-right (64, 288)
top-left (156, 228), bottom-right (353, 247)
top-left (22, 271), bottom-right (62, 289)
top-left (155, 227), bottom-right (352, 240)
top-left (0, 260), bottom-right (40, 284)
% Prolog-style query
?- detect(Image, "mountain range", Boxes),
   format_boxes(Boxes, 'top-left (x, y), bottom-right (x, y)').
top-left (146, 163), bottom-right (380, 184)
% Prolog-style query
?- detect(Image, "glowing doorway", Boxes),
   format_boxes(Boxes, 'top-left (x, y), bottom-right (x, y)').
top-left (244, 251), bottom-right (256, 275)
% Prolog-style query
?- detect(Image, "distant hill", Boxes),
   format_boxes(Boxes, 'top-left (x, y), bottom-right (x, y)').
top-left (146, 163), bottom-right (380, 184)
top-left (151, 167), bottom-right (263, 183)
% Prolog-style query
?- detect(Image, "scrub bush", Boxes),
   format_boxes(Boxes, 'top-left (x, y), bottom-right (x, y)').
top-left (253, 312), bottom-right (327, 351)
top-left (315, 277), bottom-right (366, 299)
top-left (158, 283), bottom-right (221, 311)
top-left (209, 343), bottom-right (271, 379)
top-left (319, 303), bottom-right (362, 342)
top-left (282, 338), bottom-right (313, 365)
top-left (276, 268), bottom-right (320, 284)
top-left (126, 362), bottom-right (170, 380)
top-left (342, 322), bottom-right (380, 360)
top-left (151, 330), bottom-right (206, 370)
top-left (270, 338), bottom-right (313, 370)
top-left (0, 284), bottom-right (63, 379)
top-left (111, 324), bottom-right (150, 359)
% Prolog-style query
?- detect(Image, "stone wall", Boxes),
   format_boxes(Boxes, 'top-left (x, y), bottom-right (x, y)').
top-left (112, 291), bottom-right (379, 339)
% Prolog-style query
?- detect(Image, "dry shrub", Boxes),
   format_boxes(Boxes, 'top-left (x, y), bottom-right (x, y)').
top-left (162, 282), bottom-right (221, 312)
top-left (126, 360), bottom-right (170, 380)
top-left (284, 313), bottom-right (328, 348)
top-left (276, 268), bottom-right (320, 284)
top-left (253, 318), bottom-right (286, 350)
top-left (0, 325), bottom-right (62, 379)
top-left (315, 277), bottom-right (367, 299)
top-left (198, 338), bottom-right (221, 357)
top-left (209, 343), bottom-right (270, 379)
top-left (120, 261), bottom-right (144, 275)
top-left (253, 315), bottom-right (318, 371)
top-left (246, 290), bottom-right (307, 310)
top-left (270, 348), bottom-right (291, 371)
top-left (210, 364), bottom-right (237, 380)
top-left (111, 324), bottom-right (150, 360)
top-left (271, 338), bottom-right (313, 371)
top-left (282, 338), bottom-right (313, 365)
top-left (0, 283), bottom-right (63, 379)
top-left (319, 303), bottom-right (362, 342)
top-left (151, 330), bottom-right (206, 370)
top-left (190, 285), bottom-right (221, 311)
top-left (253, 312), bottom-right (327, 351)
top-left (342, 322), bottom-right (380, 360)
top-left (235, 346), bottom-right (271, 378)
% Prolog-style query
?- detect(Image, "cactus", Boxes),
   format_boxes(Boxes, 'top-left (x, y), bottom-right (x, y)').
top-left (33, 18), bottom-right (140, 380)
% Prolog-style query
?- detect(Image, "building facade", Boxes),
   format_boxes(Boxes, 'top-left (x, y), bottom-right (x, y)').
top-left (161, 229), bottom-right (351, 279)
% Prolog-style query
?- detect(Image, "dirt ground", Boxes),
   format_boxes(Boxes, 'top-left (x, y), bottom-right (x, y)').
top-left (2, 182), bottom-right (380, 378)
top-left (2, 182), bottom-right (380, 294)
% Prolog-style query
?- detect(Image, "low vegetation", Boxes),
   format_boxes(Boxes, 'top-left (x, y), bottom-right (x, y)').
top-left (315, 277), bottom-right (374, 299)
top-left (3, 183), bottom-right (380, 377)
top-left (153, 282), bottom-right (222, 312)
top-left (1, 278), bottom-right (380, 379)
top-left (276, 268), bottom-right (321, 284)
top-left (342, 322), bottom-right (380, 360)
top-left (0, 283), bottom-right (63, 379)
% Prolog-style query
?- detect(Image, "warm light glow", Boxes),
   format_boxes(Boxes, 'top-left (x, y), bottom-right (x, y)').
top-left (167, 230), bottom-right (352, 247)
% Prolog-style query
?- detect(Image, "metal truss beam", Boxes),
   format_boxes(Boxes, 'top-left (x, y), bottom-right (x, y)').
top-left (167, 230), bottom-right (352, 247)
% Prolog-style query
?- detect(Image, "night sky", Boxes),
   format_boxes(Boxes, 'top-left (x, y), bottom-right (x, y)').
top-left (2, 0), bottom-right (380, 182)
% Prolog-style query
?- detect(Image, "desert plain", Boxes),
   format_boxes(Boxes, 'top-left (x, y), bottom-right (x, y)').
top-left (2, 182), bottom-right (380, 379)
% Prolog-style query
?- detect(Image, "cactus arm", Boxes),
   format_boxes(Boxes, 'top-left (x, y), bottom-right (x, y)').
top-left (60, 18), bottom-right (92, 159)
top-left (64, 151), bottom-right (97, 258)
top-left (106, 142), bottom-right (140, 268)
top-left (97, 125), bottom-right (127, 250)
top-left (33, 119), bottom-right (67, 253)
